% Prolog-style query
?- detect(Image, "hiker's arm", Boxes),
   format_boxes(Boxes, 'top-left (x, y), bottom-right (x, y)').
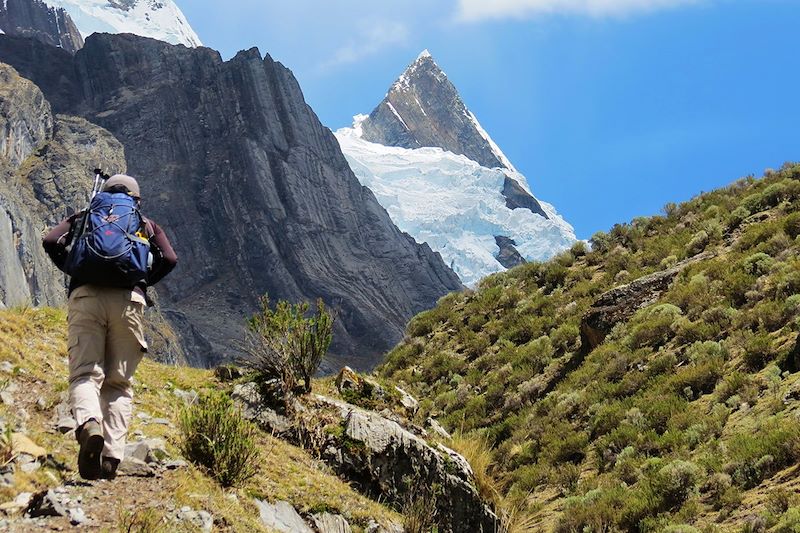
top-left (148, 222), bottom-right (178, 286)
top-left (42, 215), bottom-right (77, 272)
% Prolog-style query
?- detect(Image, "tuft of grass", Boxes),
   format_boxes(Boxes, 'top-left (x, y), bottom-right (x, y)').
top-left (178, 391), bottom-right (260, 488)
top-left (448, 431), bottom-right (499, 505)
top-left (116, 506), bottom-right (167, 533)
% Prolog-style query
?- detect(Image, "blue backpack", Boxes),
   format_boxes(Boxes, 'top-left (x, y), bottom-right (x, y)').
top-left (65, 192), bottom-right (151, 287)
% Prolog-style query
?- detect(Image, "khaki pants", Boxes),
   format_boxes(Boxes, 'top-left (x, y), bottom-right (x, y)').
top-left (67, 285), bottom-right (148, 460)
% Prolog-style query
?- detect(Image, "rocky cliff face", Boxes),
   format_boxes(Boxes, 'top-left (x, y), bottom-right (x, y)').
top-left (0, 34), bottom-right (463, 369)
top-left (0, 62), bottom-right (122, 308)
top-left (0, 0), bottom-right (82, 53)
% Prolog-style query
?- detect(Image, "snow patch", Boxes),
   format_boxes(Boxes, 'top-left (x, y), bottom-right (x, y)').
top-left (336, 121), bottom-right (576, 286)
top-left (386, 101), bottom-right (409, 130)
top-left (42, 0), bottom-right (202, 47)
top-left (417, 49), bottom-right (432, 61)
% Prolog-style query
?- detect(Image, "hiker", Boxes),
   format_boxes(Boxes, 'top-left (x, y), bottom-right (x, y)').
top-left (42, 174), bottom-right (177, 480)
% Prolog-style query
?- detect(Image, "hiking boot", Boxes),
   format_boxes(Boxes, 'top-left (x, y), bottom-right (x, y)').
top-left (77, 419), bottom-right (104, 480)
top-left (101, 457), bottom-right (120, 480)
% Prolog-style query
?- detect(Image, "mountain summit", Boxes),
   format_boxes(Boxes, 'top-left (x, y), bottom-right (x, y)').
top-left (360, 50), bottom-right (513, 172)
top-left (42, 0), bottom-right (201, 47)
top-left (336, 50), bottom-right (577, 286)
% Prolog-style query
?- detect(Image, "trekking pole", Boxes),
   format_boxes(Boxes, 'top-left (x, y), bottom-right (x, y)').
top-left (73, 169), bottom-right (109, 241)
top-left (90, 168), bottom-right (110, 199)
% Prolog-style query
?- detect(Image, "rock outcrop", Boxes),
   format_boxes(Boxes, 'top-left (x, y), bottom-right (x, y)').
top-left (0, 0), bottom-right (82, 53)
top-left (494, 235), bottom-right (525, 269)
top-left (233, 383), bottom-right (499, 533)
top-left (580, 251), bottom-right (715, 350)
top-left (0, 33), bottom-right (464, 369)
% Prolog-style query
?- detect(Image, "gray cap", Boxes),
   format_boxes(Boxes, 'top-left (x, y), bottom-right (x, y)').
top-left (103, 174), bottom-right (140, 198)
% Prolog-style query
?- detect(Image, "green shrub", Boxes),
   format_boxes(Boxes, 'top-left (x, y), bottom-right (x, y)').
top-left (663, 526), bottom-right (700, 533)
top-left (515, 335), bottom-right (554, 374)
top-left (703, 472), bottom-right (733, 510)
top-left (728, 206), bottom-right (750, 229)
top-left (687, 230), bottom-right (710, 255)
top-left (550, 463), bottom-right (581, 496)
top-left (715, 371), bottom-right (757, 404)
top-left (244, 295), bottom-right (334, 396)
top-left (743, 329), bottom-right (775, 370)
top-left (743, 252), bottom-right (775, 276)
top-left (554, 486), bottom-right (631, 533)
top-left (686, 341), bottom-right (727, 364)
top-left (650, 460), bottom-right (701, 510)
top-left (727, 420), bottom-right (800, 488)
top-left (626, 304), bottom-right (683, 349)
top-left (179, 392), bottom-right (260, 487)
top-left (570, 241), bottom-right (588, 257)
top-left (550, 323), bottom-right (581, 353)
top-left (767, 487), bottom-right (798, 515)
top-left (643, 394), bottom-right (688, 434)
top-left (785, 213), bottom-right (800, 239)
top-left (774, 508), bottom-right (800, 533)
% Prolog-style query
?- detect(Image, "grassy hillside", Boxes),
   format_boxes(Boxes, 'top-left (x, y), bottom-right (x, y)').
top-left (0, 306), bottom-right (400, 531)
top-left (379, 162), bottom-right (800, 531)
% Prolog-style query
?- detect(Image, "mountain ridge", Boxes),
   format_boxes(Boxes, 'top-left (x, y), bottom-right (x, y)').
top-left (0, 33), bottom-right (463, 370)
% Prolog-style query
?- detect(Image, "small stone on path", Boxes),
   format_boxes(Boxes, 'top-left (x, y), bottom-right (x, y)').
top-left (118, 458), bottom-right (155, 477)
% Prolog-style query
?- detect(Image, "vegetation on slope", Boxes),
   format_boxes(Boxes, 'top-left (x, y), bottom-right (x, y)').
top-left (380, 163), bottom-right (800, 531)
top-left (0, 306), bottom-right (399, 531)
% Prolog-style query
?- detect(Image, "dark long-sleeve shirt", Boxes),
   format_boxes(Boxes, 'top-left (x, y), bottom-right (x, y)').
top-left (42, 212), bottom-right (178, 298)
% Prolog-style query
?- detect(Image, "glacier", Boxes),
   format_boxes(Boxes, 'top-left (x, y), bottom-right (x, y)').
top-left (336, 117), bottom-right (577, 287)
top-left (42, 0), bottom-right (201, 47)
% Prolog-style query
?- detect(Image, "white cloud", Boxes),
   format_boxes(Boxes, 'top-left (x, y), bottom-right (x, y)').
top-left (319, 20), bottom-right (409, 70)
top-left (457, 0), bottom-right (703, 21)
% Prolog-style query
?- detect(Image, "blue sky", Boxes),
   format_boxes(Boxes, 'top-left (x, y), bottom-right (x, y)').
top-left (180, 0), bottom-right (799, 239)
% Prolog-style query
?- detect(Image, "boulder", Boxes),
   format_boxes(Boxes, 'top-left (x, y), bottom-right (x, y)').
top-left (395, 386), bottom-right (419, 414)
top-left (336, 367), bottom-right (363, 393)
top-left (311, 512), bottom-right (352, 533)
top-left (118, 458), bottom-right (155, 478)
top-left (365, 520), bottom-right (404, 533)
top-left (254, 500), bottom-right (313, 533)
top-left (175, 507), bottom-right (213, 533)
top-left (315, 396), bottom-right (498, 533)
top-left (125, 438), bottom-right (168, 464)
top-left (427, 418), bottom-right (451, 440)
top-left (232, 382), bottom-right (293, 435)
top-left (234, 385), bottom-right (498, 533)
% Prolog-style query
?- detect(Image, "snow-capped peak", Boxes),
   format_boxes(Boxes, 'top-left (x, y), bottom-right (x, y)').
top-left (42, 0), bottom-right (202, 47)
top-left (338, 51), bottom-right (578, 285)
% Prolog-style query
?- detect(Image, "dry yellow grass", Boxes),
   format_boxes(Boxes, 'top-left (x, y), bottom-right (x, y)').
top-left (448, 431), bottom-right (499, 505)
